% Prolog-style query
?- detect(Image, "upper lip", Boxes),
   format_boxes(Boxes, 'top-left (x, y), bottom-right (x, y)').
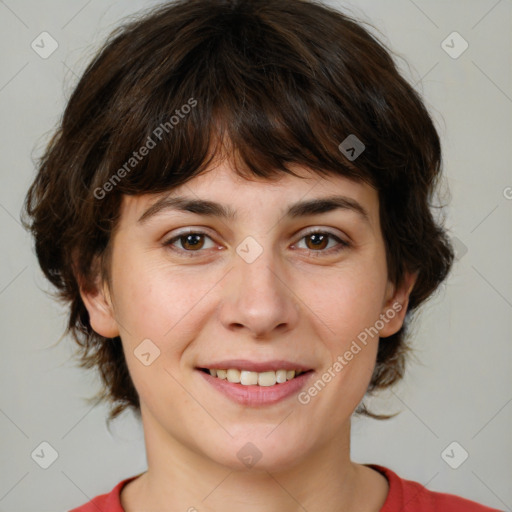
top-left (197, 359), bottom-right (313, 372)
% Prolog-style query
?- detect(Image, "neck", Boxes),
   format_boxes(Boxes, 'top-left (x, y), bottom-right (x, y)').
top-left (122, 405), bottom-right (383, 512)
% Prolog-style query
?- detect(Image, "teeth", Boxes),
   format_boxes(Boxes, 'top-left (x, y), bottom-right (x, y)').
top-left (276, 369), bottom-right (287, 383)
top-left (207, 368), bottom-right (303, 386)
top-left (226, 369), bottom-right (241, 383)
top-left (240, 370), bottom-right (258, 385)
top-left (258, 371), bottom-right (277, 386)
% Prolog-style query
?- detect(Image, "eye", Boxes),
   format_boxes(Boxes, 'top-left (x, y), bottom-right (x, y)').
top-left (163, 230), bottom-right (217, 255)
top-left (163, 228), bottom-right (349, 257)
top-left (294, 229), bottom-right (350, 256)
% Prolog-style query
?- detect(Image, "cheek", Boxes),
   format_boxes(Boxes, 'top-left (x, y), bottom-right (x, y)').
top-left (112, 239), bottom-right (388, 350)
top-left (297, 266), bottom-right (387, 415)
top-left (111, 250), bottom-right (210, 340)
top-left (110, 254), bottom-right (212, 407)
top-left (302, 256), bottom-right (388, 346)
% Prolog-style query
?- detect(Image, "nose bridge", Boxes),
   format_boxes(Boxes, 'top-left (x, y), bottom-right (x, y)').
top-left (240, 245), bottom-right (282, 298)
top-left (236, 233), bottom-right (288, 306)
top-left (219, 233), bottom-right (299, 337)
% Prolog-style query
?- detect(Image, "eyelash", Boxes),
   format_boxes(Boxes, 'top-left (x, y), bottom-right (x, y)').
top-left (162, 229), bottom-right (350, 257)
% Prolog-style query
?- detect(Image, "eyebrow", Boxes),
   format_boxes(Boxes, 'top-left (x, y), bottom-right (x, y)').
top-left (137, 194), bottom-right (370, 224)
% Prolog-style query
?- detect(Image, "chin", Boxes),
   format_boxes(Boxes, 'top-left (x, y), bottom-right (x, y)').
top-left (201, 430), bottom-right (311, 474)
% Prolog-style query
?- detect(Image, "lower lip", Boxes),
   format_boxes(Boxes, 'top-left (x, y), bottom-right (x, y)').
top-left (196, 369), bottom-right (314, 406)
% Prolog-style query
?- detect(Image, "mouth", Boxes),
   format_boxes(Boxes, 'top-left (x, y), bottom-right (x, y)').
top-left (197, 367), bottom-right (312, 386)
top-left (195, 361), bottom-right (315, 406)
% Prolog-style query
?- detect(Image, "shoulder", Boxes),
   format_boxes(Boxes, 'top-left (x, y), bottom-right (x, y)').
top-left (368, 464), bottom-right (503, 512)
top-left (67, 475), bottom-right (140, 512)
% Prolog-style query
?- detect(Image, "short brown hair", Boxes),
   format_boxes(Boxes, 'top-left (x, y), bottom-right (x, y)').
top-left (22, 0), bottom-right (454, 423)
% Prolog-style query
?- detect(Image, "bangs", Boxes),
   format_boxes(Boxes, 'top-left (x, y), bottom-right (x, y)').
top-left (24, 0), bottom-right (452, 422)
top-left (83, 1), bottom-right (384, 200)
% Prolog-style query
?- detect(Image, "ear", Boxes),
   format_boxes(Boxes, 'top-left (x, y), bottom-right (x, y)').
top-left (76, 257), bottom-right (120, 339)
top-left (378, 270), bottom-right (418, 338)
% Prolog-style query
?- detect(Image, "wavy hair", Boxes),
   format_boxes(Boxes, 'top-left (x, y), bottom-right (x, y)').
top-left (22, 0), bottom-right (454, 423)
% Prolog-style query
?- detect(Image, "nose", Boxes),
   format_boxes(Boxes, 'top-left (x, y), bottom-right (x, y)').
top-left (218, 250), bottom-right (300, 339)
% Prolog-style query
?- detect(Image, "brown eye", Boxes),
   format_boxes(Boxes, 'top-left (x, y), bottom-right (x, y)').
top-left (304, 232), bottom-right (330, 251)
top-left (163, 231), bottom-right (215, 254)
top-left (296, 230), bottom-right (350, 256)
top-left (163, 229), bottom-right (350, 258)
top-left (179, 233), bottom-right (206, 251)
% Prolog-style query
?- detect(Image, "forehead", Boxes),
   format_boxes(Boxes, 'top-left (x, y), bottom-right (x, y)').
top-left (117, 161), bottom-right (379, 226)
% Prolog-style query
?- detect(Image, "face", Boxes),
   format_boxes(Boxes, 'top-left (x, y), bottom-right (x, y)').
top-left (81, 161), bottom-right (414, 472)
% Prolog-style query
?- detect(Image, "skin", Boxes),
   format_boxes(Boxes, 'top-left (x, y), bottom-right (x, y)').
top-left (80, 160), bottom-right (416, 512)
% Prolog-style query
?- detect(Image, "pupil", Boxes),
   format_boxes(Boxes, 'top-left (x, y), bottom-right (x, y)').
top-left (307, 233), bottom-right (328, 251)
top-left (184, 234), bottom-right (202, 249)
top-left (311, 234), bottom-right (324, 246)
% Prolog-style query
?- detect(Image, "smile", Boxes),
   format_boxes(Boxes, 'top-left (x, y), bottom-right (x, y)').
top-left (196, 362), bottom-right (314, 406)
top-left (199, 368), bottom-right (307, 386)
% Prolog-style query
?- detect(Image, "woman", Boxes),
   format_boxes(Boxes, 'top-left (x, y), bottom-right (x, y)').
top-left (22, 0), bottom-right (501, 510)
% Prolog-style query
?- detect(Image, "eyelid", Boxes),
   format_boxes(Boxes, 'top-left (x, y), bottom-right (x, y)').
top-left (165, 225), bottom-right (349, 241)
top-left (163, 226), bottom-right (351, 258)
top-left (163, 227), bottom-right (218, 248)
top-left (293, 227), bottom-right (351, 254)
top-left (298, 226), bottom-right (348, 241)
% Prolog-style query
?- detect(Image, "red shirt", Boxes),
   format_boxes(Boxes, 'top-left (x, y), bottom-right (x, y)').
top-left (68, 464), bottom-right (502, 511)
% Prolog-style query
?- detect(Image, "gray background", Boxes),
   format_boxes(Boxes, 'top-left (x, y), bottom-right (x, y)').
top-left (0, 0), bottom-right (511, 511)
